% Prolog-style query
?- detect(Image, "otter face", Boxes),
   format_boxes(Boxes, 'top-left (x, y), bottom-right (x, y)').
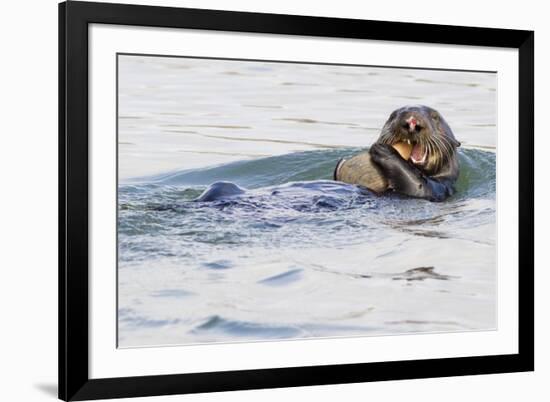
top-left (377, 105), bottom-right (460, 175)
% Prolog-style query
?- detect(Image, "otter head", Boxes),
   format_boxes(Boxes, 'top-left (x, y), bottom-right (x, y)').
top-left (376, 105), bottom-right (460, 176)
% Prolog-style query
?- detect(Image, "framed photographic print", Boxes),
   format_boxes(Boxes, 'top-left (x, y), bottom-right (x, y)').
top-left (59, 1), bottom-right (534, 400)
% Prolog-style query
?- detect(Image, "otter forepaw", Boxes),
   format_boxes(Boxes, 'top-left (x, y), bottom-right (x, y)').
top-left (369, 144), bottom-right (403, 167)
top-left (369, 143), bottom-right (401, 165)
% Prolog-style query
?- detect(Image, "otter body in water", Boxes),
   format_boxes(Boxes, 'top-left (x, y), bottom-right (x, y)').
top-left (196, 181), bottom-right (245, 202)
top-left (335, 105), bottom-right (460, 202)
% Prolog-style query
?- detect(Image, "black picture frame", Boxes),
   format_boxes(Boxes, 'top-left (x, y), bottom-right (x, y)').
top-left (59, 1), bottom-right (534, 400)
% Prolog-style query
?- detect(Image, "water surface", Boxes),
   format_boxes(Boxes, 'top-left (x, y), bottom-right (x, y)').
top-left (117, 55), bottom-right (496, 347)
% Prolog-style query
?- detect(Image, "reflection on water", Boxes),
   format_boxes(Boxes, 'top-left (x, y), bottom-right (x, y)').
top-left (117, 55), bottom-right (497, 348)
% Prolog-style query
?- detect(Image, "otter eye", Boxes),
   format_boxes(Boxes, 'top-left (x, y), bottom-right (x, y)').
top-left (415, 125), bottom-right (422, 132)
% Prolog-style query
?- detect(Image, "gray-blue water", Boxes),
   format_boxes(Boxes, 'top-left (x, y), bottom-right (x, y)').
top-left (118, 147), bottom-right (496, 347)
top-left (117, 55), bottom-right (496, 347)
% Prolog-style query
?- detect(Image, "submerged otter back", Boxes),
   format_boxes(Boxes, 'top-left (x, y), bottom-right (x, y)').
top-left (334, 152), bottom-right (388, 193)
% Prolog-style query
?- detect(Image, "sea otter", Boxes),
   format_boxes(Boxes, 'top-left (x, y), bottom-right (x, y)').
top-left (335, 105), bottom-right (460, 202)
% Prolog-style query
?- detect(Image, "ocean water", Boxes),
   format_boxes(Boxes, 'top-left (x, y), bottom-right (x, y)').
top-left (117, 55), bottom-right (497, 347)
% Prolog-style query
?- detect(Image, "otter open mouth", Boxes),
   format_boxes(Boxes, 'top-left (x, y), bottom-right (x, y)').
top-left (394, 139), bottom-right (427, 165)
top-left (410, 142), bottom-right (427, 165)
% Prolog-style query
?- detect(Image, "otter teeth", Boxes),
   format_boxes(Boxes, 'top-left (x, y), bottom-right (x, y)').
top-left (407, 139), bottom-right (411, 145)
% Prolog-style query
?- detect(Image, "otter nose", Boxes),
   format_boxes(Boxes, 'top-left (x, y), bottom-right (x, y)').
top-left (406, 116), bottom-right (418, 131)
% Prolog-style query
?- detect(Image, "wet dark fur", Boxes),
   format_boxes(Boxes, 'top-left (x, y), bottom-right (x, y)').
top-left (370, 105), bottom-right (460, 201)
